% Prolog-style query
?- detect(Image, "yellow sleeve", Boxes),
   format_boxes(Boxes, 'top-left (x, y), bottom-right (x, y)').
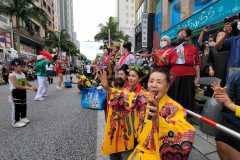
top-left (235, 106), bottom-right (240, 118)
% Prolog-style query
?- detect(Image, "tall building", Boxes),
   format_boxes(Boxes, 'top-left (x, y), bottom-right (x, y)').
top-left (59, 0), bottom-right (74, 39)
top-left (117, 0), bottom-right (135, 47)
top-left (35, 0), bottom-right (56, 31)
top-left (0, 0), bottom-right (61, 56)
top-left (8, 0), bottom-right (58, 55)
top-left (53, 0), bottom-right (61, 31)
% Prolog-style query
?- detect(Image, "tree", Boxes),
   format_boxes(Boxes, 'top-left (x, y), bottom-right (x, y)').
top-left (0, 0), bottom-right (48, 50)
top-left (45, 29), bottom-right (80, 57)
top-left (94, 17), bottom-right (128, 43)
top-left (45, 29), bottom-right (70, 51)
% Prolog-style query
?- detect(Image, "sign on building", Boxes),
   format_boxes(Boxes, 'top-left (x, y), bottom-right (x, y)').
top-left (141, 13), bottom-right (148, 48)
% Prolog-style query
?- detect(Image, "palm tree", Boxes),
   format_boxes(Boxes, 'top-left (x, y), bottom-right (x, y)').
top-left (45, 30), bottom-right (71, 52)
top-left (95, 17), bottom-right (128, 43)
top-left (45, 29), bottom-right (80, 57)
top-left (0, 0), bottom-right (48, 50)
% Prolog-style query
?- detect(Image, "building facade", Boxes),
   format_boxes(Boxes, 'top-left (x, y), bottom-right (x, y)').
top-left (156, 0), bottom-right (240, 39)
top-left (35, 0), bottom-right (56, 31)
top-left (59, 0), bottom-right (74, 39)
top-left (134, 0), bottom-right (240, 51)
top-left (0, 15), bottom-right (12, 50)
top-left (134, 0), bottom-right (155, 52)
top-left (53, 0), bottom-right (61, 31)
top-left (12, 0), bottom-right (58, 55)
top-left (117, 0), bottom-right (135, 48)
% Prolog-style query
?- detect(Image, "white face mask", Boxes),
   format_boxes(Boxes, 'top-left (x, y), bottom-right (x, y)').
top-left (160, 41), bottom-right (168, 48)
top-left (237, 21), bottom-right (240, 31)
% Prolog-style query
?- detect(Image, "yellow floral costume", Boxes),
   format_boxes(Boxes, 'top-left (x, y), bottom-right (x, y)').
top-left (128, 95), bottom-right (196, 160)
top-left (131, 91), bottom-right (149, 138)
top-left (101, 88), bottom-right (135, 155)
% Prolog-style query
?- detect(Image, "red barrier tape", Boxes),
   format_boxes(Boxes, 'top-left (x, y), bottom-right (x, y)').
top-left (200, 116), bottom-right (217, 127)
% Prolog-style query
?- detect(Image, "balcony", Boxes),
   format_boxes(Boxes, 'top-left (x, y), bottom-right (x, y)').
top-left (13, 26), bottom-right (44, 45)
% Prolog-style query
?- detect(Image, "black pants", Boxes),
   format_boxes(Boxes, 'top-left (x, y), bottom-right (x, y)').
top-left (110, 150), bottom-right (132, 160)
top-left (11, 89), bottom-right (27, 123)
top-left (48, 77), bottom-right (53, 84)
top-left (168, 76), bottom-right (195, 110)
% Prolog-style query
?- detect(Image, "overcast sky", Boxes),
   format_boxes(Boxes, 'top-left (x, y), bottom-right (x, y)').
top-left (73, 0), bottom-right (116, 60)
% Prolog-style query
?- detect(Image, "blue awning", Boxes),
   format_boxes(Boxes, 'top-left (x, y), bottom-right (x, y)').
top-left (161, 0), bottom-right (240, 39)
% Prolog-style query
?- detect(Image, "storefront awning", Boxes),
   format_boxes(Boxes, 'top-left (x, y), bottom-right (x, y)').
top-left (161, 0), bottom-right (240, 39)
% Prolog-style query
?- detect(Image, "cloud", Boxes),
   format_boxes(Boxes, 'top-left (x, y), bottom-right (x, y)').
top-left (80, 41), bottom-right (103, 60)
top-left (73, 0), bottom-right (116, 42)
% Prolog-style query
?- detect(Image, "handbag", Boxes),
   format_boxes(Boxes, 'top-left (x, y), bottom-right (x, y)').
top-left (80, 87), bottom-right (107, 110)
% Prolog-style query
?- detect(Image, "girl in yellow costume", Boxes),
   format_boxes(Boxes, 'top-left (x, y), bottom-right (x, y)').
top-left (99, 66), bottom-right (144, 160)
top-left (128, 68), bottom-right (196, 160)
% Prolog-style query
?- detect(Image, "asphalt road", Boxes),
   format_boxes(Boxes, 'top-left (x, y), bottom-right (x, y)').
top-left (0, 84), bottom-right (97, 160)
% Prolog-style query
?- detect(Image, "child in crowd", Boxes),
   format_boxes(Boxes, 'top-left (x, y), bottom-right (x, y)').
top-left (9, 58), bottom-right (36, 128)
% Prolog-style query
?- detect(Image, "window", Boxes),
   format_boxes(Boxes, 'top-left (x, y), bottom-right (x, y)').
top-left (48, 6), bottom-right (51, 13)
top-left (0, 15), bottom-right (8, 24)
top-left (136, 0), bottom-right (146, 25)
top-left (193, 0), bottom-right (218, 14)
top-left (170, 0), bottom-right (181, 27)
top-left (43, 1), bottom-right (46, 7)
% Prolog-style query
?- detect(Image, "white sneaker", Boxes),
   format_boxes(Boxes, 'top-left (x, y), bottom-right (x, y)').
top-left (56, 86), bottom-right (62, 90)
top-left (21, 118), bottom-right (30, 124)
top-left (12, 121), bottom-right (26, 128)
top-left (34, 97), bottom-right (45, 101)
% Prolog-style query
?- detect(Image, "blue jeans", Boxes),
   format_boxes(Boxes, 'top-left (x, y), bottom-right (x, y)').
top-left (226, 69), bottom-right (240, 105)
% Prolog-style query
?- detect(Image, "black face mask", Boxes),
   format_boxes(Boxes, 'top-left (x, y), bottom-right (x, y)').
top-left (114, 78), bottom-right (125, 88)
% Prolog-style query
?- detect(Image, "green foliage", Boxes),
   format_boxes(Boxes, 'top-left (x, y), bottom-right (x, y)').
top-left (45, 29), bottom-right (81, 57)
top-left (94, 17), bottom-right (128, 42)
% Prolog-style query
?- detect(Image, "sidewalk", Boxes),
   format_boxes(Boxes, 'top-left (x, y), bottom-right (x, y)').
top-left (192, 125), bottom-right (220, 160)
top-left (96, 112), bottom-right (220, 160)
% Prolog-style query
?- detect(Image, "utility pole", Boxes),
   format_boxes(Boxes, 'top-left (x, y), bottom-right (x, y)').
top-left (108, 29), bottom-right (111, 48)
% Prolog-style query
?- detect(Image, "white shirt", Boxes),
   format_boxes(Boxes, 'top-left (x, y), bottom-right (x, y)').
top-left (46, 64), bottom-right (54, 71)
top-left (9, 72), bottom-right (26, 90)
top-left (86, 65), bottom-right (91, 73)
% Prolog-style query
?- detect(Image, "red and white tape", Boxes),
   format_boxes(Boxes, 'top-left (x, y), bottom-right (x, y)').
top-left (186, 110), bottom-right (240, 140)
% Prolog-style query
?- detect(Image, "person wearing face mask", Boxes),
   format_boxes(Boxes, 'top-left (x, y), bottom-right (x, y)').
top-left (154, 36), bottom-right (173, 67)
top-left (128, 68), bottom-right (195, 160)
top-left (168, 27), bottom-right (200, 113)
top-left (141, 36), bottom-right (173, 68)
top-left (98, 65), bottom-right (143, 160)
top-left (214, 15), bottom-right (240, 160)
